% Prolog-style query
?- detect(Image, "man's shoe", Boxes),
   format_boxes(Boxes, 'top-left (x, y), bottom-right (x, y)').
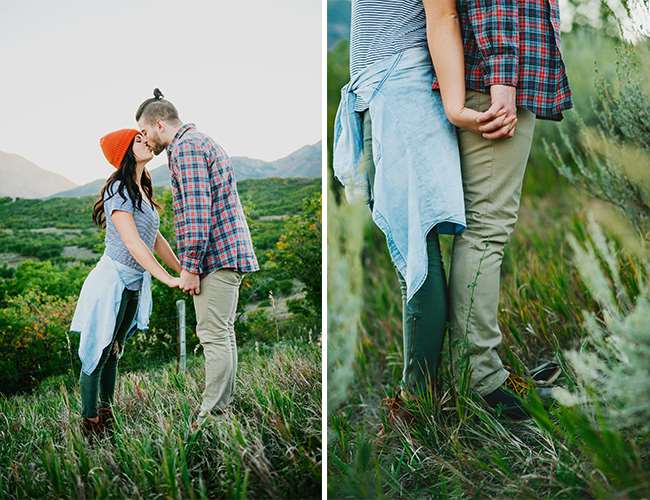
top-left (529, 361), bottom-right (561, 387)
top-left (192, 411), bottom-right (211, 431)
top-left (483, 374), bottom-right (532, 421)
top-left (81, 417), bottom-right (104, 439)
top-left (192, 408), bottom-right (229, 431)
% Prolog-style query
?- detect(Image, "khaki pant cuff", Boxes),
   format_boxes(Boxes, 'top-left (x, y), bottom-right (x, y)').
top-left (474, 368), bottom-right (510, 396)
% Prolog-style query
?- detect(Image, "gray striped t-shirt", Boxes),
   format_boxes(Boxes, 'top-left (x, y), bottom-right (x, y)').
top-left (103, 180), bottom-right (160, 290)
top-left (350, 0), bottom-right (428, 80)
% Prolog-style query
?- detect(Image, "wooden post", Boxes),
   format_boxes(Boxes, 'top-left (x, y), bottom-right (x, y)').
top-left (176, 299), bottom-right (186, 372)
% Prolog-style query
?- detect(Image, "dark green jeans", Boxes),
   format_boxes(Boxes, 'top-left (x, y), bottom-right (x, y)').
top-left (80, 287), bottom-right (139, 418)
top-left (362, 110), bottom-right (449, 393)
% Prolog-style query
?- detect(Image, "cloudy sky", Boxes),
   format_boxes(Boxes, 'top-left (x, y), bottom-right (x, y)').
top-left (0, 0), bottom-right (322, 184)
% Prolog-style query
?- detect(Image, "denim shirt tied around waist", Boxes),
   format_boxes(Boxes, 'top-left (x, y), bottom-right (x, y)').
top-left (333, 46), bottom-right (466, 302)
top-left (70, 254), bottom-right (153, 375)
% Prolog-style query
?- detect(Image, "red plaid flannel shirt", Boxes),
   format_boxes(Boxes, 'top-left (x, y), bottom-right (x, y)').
top-left (433, 0), bottom-right (573, 120)
top-left (166, 124), bottom-right (259, 276)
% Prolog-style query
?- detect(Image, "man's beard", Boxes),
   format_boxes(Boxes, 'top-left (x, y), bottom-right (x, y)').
top-left (151, 143), bottom-right (165, 155)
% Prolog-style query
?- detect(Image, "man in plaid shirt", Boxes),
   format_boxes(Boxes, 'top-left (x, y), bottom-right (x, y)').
top-left (425, 0), bottom-right (571, 418)
top-left (136, 89), bottom-right (259, 427)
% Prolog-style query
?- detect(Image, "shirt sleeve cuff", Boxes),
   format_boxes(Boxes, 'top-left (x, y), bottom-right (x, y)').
top-left (483, 55), bottom-right (518, 87)
top-left (180, 255), bottom-right (202, 274)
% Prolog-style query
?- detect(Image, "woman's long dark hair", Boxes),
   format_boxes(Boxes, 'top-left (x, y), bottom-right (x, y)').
top-left (92, 139), bottom-right (161, 228)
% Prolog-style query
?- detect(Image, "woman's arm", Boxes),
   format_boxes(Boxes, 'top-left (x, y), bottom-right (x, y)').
top-left (423, 0), bottom-right (516, 138)
top-left (111, 211), bottom-right (179, 287)
top-left (153, 230), bottom-right (182, 274)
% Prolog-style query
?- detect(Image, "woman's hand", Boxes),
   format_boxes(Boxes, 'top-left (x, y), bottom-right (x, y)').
top-left (446, 106), bottom-right (517, 138)
top-left (166, 276), bottom-right (180, 288)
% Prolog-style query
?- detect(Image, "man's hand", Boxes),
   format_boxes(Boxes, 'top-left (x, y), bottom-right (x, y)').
top-left (476, 85), bottom-right (517, 139)
top-left (179, 269), bottom-right (201, 295)
top-left (447, 106), bottom-right (516, 137)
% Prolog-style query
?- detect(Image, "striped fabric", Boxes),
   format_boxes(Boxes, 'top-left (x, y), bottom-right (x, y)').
top-left (350, 0), bottom-right (428, 110)
top-left (166, 124), bottom-right (259, 276)
top-left (432, 0), bottom-right (573, 121)
top-left (103, 180), bottom-right (160, 290)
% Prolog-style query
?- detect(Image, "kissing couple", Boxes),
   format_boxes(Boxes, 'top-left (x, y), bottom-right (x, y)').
top-left (70, 89), bottom-right (259, 436)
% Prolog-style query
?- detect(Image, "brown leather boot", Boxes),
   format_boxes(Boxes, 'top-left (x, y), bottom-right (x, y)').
top-left (98, 407), bottom-right (114, 433)
top-left (81, 417), bottom-right (104, 439)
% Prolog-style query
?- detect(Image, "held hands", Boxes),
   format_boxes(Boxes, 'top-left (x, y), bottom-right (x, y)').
top-left (163, 269), bottom-right (200, 295)
top-left (447, 85), bottom-right (518, 140)
top-left (475, 85), bottom-right (518, 139)
top-left (179, 269), bottom-right (201, 296)
top-left (446, 106), bottom-right (513, 136)
top-left (166, 276), bottom-right (181, 288)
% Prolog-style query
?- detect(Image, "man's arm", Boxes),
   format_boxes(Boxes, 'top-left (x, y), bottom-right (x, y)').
top-left (467, 0), bottom-right (519, 88)
top-left (466, 0), bottom-right (520, 135)
top-left (173, 142), bottom-right (212, 294)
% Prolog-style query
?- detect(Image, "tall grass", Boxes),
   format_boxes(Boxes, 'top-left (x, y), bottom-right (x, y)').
top-left (0, 340), bottom-right (321, 499)
top-left (328, 191), bottom-right (645, 498)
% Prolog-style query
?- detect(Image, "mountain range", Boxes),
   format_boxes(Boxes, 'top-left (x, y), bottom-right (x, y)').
top-left (0, 151), bottom-right (77, 199)
top-left (0, 142), bottom-right (321, 199)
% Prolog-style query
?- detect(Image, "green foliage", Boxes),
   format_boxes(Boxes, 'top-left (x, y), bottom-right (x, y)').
top-left (238, 177), bottom-right (321, 217)
top-left (326, 182), bottom-right (367, 415)
top-left (0, 196), bottom-right (97, 230)
top-left (545, 39), bottom-right (650, 493)
top-left (549, 41), bottom-right (650, 236)
top-left (10, 260), bottom-right (89, 299)
top-left (0, 290), bottom-right (78, 393)
top-left (0, 341), bottom-right (321, 498)
top-left (268, 192), bottom-right (322, 323)
top-left (554, 219), bottom-right (649, 427)
top-left (327, 40), bottom-right (350, 203)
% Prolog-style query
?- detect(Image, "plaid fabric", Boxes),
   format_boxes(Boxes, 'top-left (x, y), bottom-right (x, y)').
top-left (432, 0), bottom-right (573, 120)
top-left (166, 124), bottom-right (259, 276)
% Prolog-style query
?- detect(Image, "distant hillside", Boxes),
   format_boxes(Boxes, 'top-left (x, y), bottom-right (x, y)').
top-left (0, 151), bottom-right (77, 198)
top-left (328, 0), bottom-right (350, 48)
top-left (51, 142), bottom-right (322, 198)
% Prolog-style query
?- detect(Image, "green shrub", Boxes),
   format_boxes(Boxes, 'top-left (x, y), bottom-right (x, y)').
top-left (0, 290), bottom-right (78, 393)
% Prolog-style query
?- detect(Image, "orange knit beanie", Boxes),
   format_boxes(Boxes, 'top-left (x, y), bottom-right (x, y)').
top-left (99, 129), bottom-right (139, 169)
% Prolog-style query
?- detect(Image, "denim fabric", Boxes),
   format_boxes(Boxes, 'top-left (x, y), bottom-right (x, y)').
top-left (70, 254), bottom-right (153, 375)
top-left (363, 110), bottom-right (449, 391)
top-left (333, 46), bottom-right (466, 301)
top-left (79, 287), bottom-right (139, 418)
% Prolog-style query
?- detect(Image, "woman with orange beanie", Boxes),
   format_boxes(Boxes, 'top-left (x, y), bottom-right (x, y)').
top-left (70, 129), bottom-right (181, 437)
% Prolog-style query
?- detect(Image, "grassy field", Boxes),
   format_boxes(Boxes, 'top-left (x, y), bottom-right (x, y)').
top-left (0, 340), bottom-right (322, 499)
top-left (328, 186), bottom-right (649, 498)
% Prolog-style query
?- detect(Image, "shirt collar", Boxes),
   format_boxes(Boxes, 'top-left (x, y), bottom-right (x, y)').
top-left (166, 123), bottom-right (196, 155)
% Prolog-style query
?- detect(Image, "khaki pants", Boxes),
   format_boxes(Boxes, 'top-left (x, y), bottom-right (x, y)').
top-left (449, 90), bottom-right (536, 396)
top-left (193, 268), bottom-right (243, 415)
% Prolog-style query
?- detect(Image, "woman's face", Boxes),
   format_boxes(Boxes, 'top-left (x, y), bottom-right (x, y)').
top-left (132, 133), bottom-right (154, 163)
